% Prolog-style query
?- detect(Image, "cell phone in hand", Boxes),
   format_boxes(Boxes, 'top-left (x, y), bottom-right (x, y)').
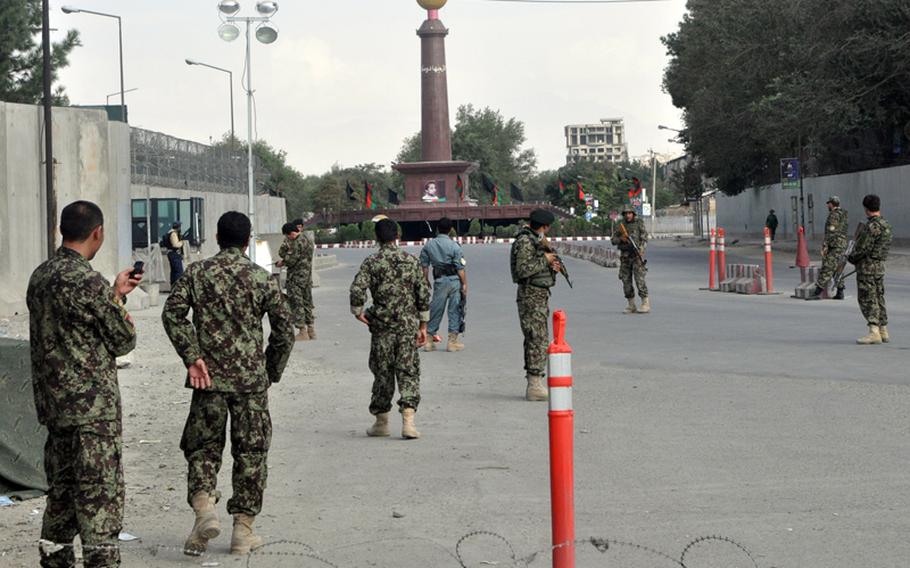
top-left (129, 261), bottom-right (145, 279)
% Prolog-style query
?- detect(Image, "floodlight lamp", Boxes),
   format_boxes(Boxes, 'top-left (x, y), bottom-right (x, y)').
top-left (255, 23), bottom-right (278, 44)
top-left (218, 23), bottom-right (241, 41)
top-left (218, 0), bottom-right (240, 15)
top-left (256, 1), bottom-right (279, 15)
top-left (61, 6), bottom-right (79, 13)
top-left (185, 59), bottom-right (198, 65)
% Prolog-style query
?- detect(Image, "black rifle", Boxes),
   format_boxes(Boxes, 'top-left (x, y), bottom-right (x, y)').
top-left (833, 222), bottom-right (866, 287)
top-left (458, 289), bottom-right (467, 334)
top-left (618, 223), bottom-right (647, 266)
top-left (541, 237), bottom-right (573, 288)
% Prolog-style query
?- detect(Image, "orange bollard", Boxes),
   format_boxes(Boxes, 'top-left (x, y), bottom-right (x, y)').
top-left (795, 226), bottom-right (810, 268)
top-left (547, 311), bottom-right (574, 568)
top-left (763, 227), bottom-right (774, 293)
top-left (717, 228), bottom-right (727, 284)
top-left (708, 228), bottom-right (717, 289)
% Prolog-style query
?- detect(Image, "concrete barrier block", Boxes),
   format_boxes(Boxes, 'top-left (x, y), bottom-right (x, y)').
top-left (140, 282), bottom-right (160, 307)
top-left (125, 285), bottom-right (150, 312)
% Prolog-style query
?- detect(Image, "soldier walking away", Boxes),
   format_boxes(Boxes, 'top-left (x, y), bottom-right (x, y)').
top-left (350, 218), bottom-right (431, 439)
top-left (277, 221), bottom-right (316, 341)
top-left (848, 194), bottom-right (892, 345)
top-left (162, 211), bottom-right (295, 556)
top-left (612, 207), bottom-right (650, 314)
top-left (765, 209), bottom-right (779, 241)
top-left (27, 200), bottom-right (143, 568)
top-left (166, 221), bottom-right (185, 285)
top-left (510, 209), bottom-right (563, 402)
top-left (808, 196), bottom-right (849, 300)
top-left (419, 217), bottom-right (468, 352)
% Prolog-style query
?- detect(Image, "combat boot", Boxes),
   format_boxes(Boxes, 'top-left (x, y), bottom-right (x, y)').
top-left (366, 412), bottom-right (391, 437)
top-left (880, 325), bottom-right (890, 343)
top-left (307, 324), bottom-right (317, 340)
top-left (183, 491), bottom-right (220, 556)
top-left (424, 335), bottom-right (438, 352)
top-left (295, 327), bottom-right (310, 341)
top-left (623, 298), bottom-right (637, 314)
top-left (446, 332), bottom-right (465, 352)
top-left (525, 374), bottom-right (548, 401)
top-left (230, 513), bottom-right (263, 555)
top-left (856, 325), bottom-right (882, 345)
top-left (833, 287), bottom-right (845, 300)
top-left (806, 285), bottom-right (824, 300)
top-left (638, 297), bottom-right (651, 314)
top-left (401, 408), bottom-right (420, 439)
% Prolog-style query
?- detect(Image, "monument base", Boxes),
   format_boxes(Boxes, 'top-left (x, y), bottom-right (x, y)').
top-left (393, 160), bottom-right (477, 207)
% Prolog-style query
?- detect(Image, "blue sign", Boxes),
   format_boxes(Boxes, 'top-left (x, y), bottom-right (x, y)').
top-left (780, 158), bottom-right (800, 190)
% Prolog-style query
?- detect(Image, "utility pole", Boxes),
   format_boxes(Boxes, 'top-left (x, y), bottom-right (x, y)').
top-left (42, 0), bottom-right (55, 259)
top-left (650, 149), bottom-right (657, 236)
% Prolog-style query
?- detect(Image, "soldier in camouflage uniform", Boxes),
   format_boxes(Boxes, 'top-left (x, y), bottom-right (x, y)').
top-left (612, 207), bottom-right (650, 314)
top-left (808, 196), bottom-right (849, 300)
top-left (350, 218), bottom-right (430, 439)
top-left (848, 194), bottom-right (893, 345)
top-left (27, 201), bottom-right (143, 568)
top-left (277, 221), bottom-right (316, 341)
top-left (162, 212), bottom-right (295, 556)
top-left (510, 209), bottom-right (562, 402)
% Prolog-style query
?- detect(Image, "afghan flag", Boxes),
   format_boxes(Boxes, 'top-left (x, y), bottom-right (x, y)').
top-left (456, 175), bottom-right (465, 202)
top-left (345, 181), bottom-right (357, 201)
top-left (388, 189), bottom-right (400, 205)
top-left (628, 177), bottom-right (643, 199)
top-left (576, 181), bottom-right (585, 201)
top-left (510, 182), bottom-right (524, 202)
top-left (558, 179), bottom-right (566, 193)
top-left (482, 174), bottom-right (499, 206)
top-left (364, 181), bottom-right (375, 210)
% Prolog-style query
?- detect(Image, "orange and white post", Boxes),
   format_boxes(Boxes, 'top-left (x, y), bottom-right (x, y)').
top-left (547, 310), bottom-right (574, 568)
top-left (717, 228), bottom-right (727, 284)
top-left (763, 227), bottom-right (774, 293)
top-left (708, 228), bottom-right (717, 289)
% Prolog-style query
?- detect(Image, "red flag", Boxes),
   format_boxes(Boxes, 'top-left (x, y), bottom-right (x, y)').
top-left (364, 181), bottom-right (374, 210)
top-left (558, 179), bottom-right (566, 193)
top-left (456, 175), bottom-right (464, 202)
top-left (628, 177), bottom-right (642, 198)
top-left (493, 188), bottom-right (499, 206)
top-left (576, 181), bottom-right (585, 201)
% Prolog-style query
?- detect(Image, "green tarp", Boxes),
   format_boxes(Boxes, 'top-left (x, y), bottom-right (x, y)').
top-left (0, 338), bottom-right (48, 498)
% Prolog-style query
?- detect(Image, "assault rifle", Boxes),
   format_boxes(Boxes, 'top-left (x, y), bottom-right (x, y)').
top-left (833, 222), bottom-right (866, 287)
top-left (540, 237), bottom-right (573, 288)
top-left (617, 223), bottom-right (647, 266)
top-left (458, 289), bottom-right (467, 334)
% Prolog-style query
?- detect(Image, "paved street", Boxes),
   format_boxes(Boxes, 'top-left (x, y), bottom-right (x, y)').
top-left (2, 242), bottom-right (909, 567)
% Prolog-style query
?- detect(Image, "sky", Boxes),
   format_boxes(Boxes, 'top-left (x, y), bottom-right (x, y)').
top-left (52, 0), bottom-right (688, 175)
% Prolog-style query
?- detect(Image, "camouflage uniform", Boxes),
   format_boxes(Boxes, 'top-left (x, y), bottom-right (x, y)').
top-left (162, 247), bottom-right (294, 516)
top-left (27, 247), bottom-right (136, 568)
top-left (350, 243), bottom-right (430, 414)
top-left (816, 207), bottom-right (849, 289)
top-left (851, 216), bottom-right (892, 327)
top-left (612, 217), bottom-right (649, 299)
top-left (279, 233), bottom-right (315, 326)
top-left (510, 227), bottom-right (556, 378)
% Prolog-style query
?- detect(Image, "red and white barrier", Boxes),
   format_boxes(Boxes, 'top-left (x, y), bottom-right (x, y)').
top-left (708, 228), bottom-right (717, 289)
top-left (716, 228), bottom-right (727, 284)
top-left (763, 227), bottom-right (775, 293)
top-left (547, 310), bottom-right (575, 568)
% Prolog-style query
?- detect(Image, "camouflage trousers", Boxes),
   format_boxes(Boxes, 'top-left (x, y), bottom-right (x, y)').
top-left (368, 329), bottom-right (421, 414)
top-left (180, 390), bottom-right (272, 516)
top-left (857, 272), bottom-right (887, 326)
top-left (619, 256), bottom-right (648, 299)
top-left (286, 271), bottom-right (314, 326)
top-left (815, 247), bottom-right (846, 289)
top-left (40, 421), bottom-right (123, 568)
top-left (517, 284), bottom-right (550, 378)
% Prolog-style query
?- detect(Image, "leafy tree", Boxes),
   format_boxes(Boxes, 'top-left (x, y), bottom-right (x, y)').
top-left (467, 218), bottom-right (481, 236)
top-left (0, 0), bottom-right (80, 104)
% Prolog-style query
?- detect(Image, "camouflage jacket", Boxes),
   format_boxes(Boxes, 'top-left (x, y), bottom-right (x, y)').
top-left (279, 234), bottom-right (313, 277)
top-left (27, 247), bottom-right (136, 429)
top-left (823, 208), bottom-right (849, 251)
top-left (350, 243), bottom-right (431, 333)
top-left (162, 247), bottom-right (295, 392)
top-left (510, 227), bottom-right (555, 288)
top-left (611, 218), bottom-right (649, 258)
top-left (852, 215), bottom-right (892, 276)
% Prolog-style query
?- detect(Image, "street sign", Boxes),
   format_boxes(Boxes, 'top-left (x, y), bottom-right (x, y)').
top-left (780, 158), bottom-right (800, 190)
top-left (642, 203), bottom-right (653, 217)
top-left (584, 211), bottom-right (593, 222)
top-left (632, 197), bottom-right (643, 216)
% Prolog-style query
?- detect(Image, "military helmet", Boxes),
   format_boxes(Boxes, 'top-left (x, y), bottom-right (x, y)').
top-left (621, 206), bottom-right (636, 215)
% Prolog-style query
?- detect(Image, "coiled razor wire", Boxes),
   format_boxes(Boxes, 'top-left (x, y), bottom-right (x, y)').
top-left (0, 531), bottom-right (762, 567)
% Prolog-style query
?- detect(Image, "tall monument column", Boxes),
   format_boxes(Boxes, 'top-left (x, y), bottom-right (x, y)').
top-left (419, 12), bottom-right (452, 162)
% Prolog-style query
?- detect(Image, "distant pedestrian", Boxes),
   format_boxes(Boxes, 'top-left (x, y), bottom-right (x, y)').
top-left (510, 209), bottom-right (562, 401)
top-left (419, 217), bottom-right (467, 352)
top-left (28, 200), bottom-right (143, 568)
top-left (612, 207), bottom-right (650, 314)
top-left (350, 218), bottom-right (430, 439)
top-left (277, 221), bottom-right (316, 340)
top-left (765, 210), bottom-right (779, 241)
top-left (807, 196), bottom-right (848, 300)
top-left (162, 211), bottom-right (295, 556)
top-left (166, 221), bottom-right (185, 285)
top-left (848, 195), bottom-right (892, 345)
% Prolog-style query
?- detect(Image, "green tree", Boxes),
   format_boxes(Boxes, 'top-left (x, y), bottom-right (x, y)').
top-left (467, 218), bottom-right (481, 236)
top-left (0, 0), bottom-right (80, 104)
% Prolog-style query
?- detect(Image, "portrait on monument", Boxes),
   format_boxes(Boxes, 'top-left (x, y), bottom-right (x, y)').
top-left (422, 180), bottom-right (447, 203)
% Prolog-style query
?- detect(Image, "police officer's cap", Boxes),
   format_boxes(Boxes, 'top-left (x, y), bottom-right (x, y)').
top-left (529, 209), bottom-right (555, 226)
top-left (826, 196), bottom-right (840, 206)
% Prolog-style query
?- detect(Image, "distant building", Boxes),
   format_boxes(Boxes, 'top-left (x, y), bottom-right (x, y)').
top-left (564, 118), bottom-right (628, 164)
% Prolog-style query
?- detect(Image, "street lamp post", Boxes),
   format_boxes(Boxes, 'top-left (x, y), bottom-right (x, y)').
top-left (61, 6), bottom-right (126, 123)
top-left (215, 0), bottom-right (280, 264)
top-left (185, 59), bottom-right (235, 149)
top-left (106, 87), bottom-right (138, 106)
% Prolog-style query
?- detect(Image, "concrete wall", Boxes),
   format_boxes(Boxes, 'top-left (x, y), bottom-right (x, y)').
top-left (0, 102), bottom-right (131, 316)
top-left (717, 164), bottom-right (910, 241)
top-left (130, 185), bottom-right (286, 258)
